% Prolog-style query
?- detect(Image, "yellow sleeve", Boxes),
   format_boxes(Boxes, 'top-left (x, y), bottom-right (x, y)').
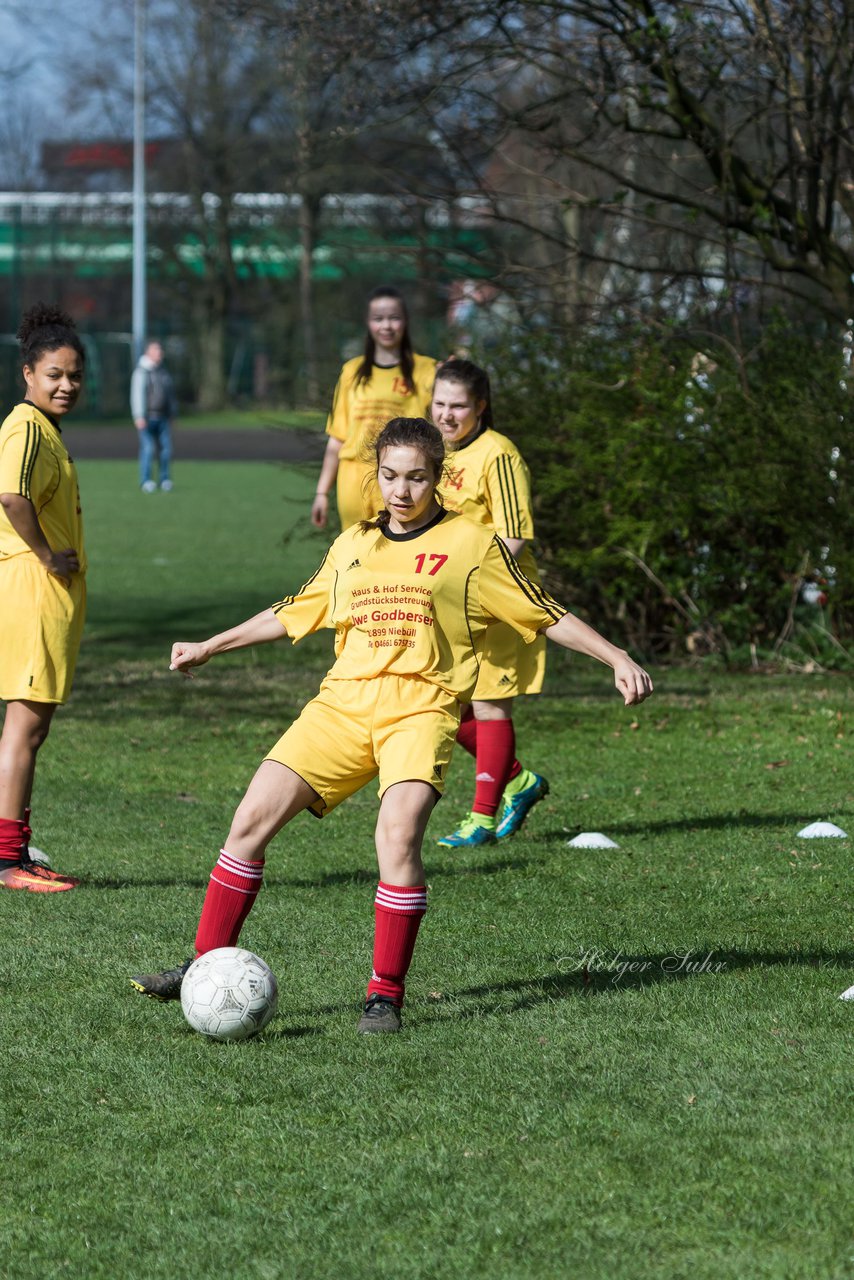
top-left (477, 537), bottom-right (565, 641)
top-left (483, 450), bottom-right (535, 541)
top-left (271, 548), bottom-right (337, 641)
top-left (325, 367), bottom-right (352, 442)
top-left (0, 418), bottom-right (57, 506)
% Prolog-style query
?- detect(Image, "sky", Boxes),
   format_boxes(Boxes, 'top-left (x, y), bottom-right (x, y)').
top-left (0, 0), bottom-right (149, 190)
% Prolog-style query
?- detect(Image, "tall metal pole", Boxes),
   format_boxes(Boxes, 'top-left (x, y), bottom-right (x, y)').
top-left (132, 0), bottom-right (147, 362)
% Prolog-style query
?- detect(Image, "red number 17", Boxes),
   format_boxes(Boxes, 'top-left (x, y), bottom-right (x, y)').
top-left (414, 553), bottom-right (448, 575)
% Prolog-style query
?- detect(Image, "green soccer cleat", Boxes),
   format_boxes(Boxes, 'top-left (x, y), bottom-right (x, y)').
top-left (357, 994), bottom-right (402, 1034)
top-left (496, 773), bottom-right (550, 839)
top-left (130, 959), bottom-right (193, 1001)
top-left (436, 815), bottom-right (497, 848)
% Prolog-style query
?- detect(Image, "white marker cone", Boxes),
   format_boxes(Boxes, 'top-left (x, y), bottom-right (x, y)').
top-left (796, 821), bottom-right (848, 839)
top-left (838, 984), bottom-right (854, 1002)
top-left (567, 832), bottom-right (620, 849)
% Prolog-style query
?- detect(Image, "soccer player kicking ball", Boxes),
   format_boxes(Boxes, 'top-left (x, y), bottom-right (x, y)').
top-left (131, 418), bottom-right (652, 1033)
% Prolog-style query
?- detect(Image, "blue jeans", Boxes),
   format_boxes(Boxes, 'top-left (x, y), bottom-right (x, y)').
top-left (139, 417), bottom-right (172, 486)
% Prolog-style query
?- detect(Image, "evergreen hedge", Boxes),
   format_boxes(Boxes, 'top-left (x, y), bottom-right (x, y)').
top-left (492, 323), bottom-right (852, 665)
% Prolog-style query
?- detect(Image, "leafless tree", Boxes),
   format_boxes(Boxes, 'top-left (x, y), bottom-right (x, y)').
top-left (399, 0), bottom-right (854, 328)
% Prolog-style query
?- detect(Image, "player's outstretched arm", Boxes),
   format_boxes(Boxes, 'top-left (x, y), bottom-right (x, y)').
top-left (170, 608), bottom-right (288, 677)
top-left (543, 612), bottom-right (653, 706)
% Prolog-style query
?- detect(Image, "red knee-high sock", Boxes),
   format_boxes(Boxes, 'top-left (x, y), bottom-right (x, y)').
top-left (366, 882), bottom-right (427, 1006)
top-left (473, 719), bottom-right (517, 816)
top-left (455, 709), bottom-right (478, 757)
top-left (506, 757), bottom-right (523, 783)
top-left (194, 849), bottom-right (265, 956)
top-left (0, 817), bottom-right (24, 867)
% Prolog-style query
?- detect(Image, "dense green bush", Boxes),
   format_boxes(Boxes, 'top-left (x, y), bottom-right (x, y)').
top-left (490, 323), bottom-right (852, 663)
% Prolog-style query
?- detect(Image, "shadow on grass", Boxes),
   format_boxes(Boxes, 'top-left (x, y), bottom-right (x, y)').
top-left (253, 1024), bottom-right (321, 1041)
top-left (430, 947), bottom-right (854, 1020)
top-left (535, 811), bottom-right (851, 842)
top-left (84, 859), bottom-right (537, 891)
top-left (86, 876), bottom-right (211, 890)
top-left (77, 811), bottom-right (847, 892)
top-left (612, 812), bottom-right (850, 836)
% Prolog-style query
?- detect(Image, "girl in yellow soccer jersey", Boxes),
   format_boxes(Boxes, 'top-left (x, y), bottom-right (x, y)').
top-left (432, 357), bottom-right (551, 848)
top-left (0, 304), bottom-right (87, 892)
top-left (131, 418), bottom-right (652, 1033)
top-left (311, 285), bottom-right (437, 531)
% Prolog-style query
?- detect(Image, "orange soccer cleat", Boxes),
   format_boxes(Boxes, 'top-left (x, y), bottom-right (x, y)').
top-left (0, 862), bottom-right (78, 892)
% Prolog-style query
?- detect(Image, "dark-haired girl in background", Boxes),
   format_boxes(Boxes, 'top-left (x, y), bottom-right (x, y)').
top-left (0, 303), bottom-right (87, 891)
top-left (311, 286), bottom-right (437, 531)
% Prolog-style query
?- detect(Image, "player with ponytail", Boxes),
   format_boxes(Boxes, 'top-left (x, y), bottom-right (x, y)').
top-left (431, 358), bottom-right (550, 846)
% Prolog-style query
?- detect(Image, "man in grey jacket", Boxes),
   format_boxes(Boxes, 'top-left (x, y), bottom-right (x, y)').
top-left (130, 340), bottom-right (178, 492)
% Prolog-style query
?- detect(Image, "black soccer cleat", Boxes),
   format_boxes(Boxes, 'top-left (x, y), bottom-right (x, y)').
top-left (356, 993), bottom-right (402, 1034)
top-left (130, 959), bottom-right (193, 1002)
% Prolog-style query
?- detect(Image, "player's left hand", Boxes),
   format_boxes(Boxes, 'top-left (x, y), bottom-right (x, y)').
top-left (614, 658), bottom-right (654, 706)
top-left (170, 640), bottom-right (210, 677)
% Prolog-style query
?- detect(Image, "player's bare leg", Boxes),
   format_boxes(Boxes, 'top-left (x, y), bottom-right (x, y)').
top-left (131, 761), bottom-right (319, 999)
top-left (0, 699), bottom-right (55, 818)
top-left (374, 779), bottom-right (436, 885)
top-left (0, 700), bottom-right (78, 891)
top-left (224, 760), bottom-right (319, 859)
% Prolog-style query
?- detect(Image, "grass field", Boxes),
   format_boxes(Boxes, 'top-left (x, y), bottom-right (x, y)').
top-left (3, 461), bottom-right (853, 1280)
top-left (74, 407), bottom-right (326, 432)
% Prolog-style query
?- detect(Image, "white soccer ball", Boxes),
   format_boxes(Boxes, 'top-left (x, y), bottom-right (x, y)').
top-left (180, 947), bottom-right (278, 1042)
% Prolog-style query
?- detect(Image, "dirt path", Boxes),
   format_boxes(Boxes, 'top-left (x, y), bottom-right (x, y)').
top-left (68, 426), bottom-right (325, 463)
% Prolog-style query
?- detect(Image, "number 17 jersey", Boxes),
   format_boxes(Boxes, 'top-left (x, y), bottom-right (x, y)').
top-left (272, 509), bottom-right (565, 703)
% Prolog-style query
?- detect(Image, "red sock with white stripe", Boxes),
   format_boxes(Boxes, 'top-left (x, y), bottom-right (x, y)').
top-left (366, 882), bottom-right (427, 1006)
top-left (473, 719), bottom-right (517, 816)
top-left (194, 849), bottom-right (265, 956)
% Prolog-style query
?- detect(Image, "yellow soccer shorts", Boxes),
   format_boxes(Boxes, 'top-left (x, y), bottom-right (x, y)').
top-left (473, 622), bottom-right (546, 701)
top-left (265, 672), bottom-right (460, 817)
top-left (335, 458), bottom-right (383, 531)
top-left (0, 556), bottom-right (87, 704)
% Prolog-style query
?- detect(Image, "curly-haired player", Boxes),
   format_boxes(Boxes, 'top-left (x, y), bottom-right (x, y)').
top-left (0, 303), bottom-right (87, 891)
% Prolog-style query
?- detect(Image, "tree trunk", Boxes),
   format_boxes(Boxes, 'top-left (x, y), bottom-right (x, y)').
top-left (194, 293), bottom-right (228, 411)
top-left (299, 192), bottom-right (319, 404)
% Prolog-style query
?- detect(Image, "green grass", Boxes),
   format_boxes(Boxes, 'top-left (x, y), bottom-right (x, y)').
top-left (75, 407), bottom-right (326, 432)
top-left (2, 462), bottom-right (854, 1280)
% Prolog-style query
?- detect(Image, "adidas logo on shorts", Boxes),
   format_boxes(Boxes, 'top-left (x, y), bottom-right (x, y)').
top-left (498, 674), bottom-right (512, 687)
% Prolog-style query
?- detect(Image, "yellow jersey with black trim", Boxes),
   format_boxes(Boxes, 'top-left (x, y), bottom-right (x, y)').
top-left (0, 401), bottom-right (86, 569)
top-left (439, 426), bottom-right (534, 541)
top-left (271, 509), bottom-right (565, 702)
top-left (326, 353), bottom-right (438, 463)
